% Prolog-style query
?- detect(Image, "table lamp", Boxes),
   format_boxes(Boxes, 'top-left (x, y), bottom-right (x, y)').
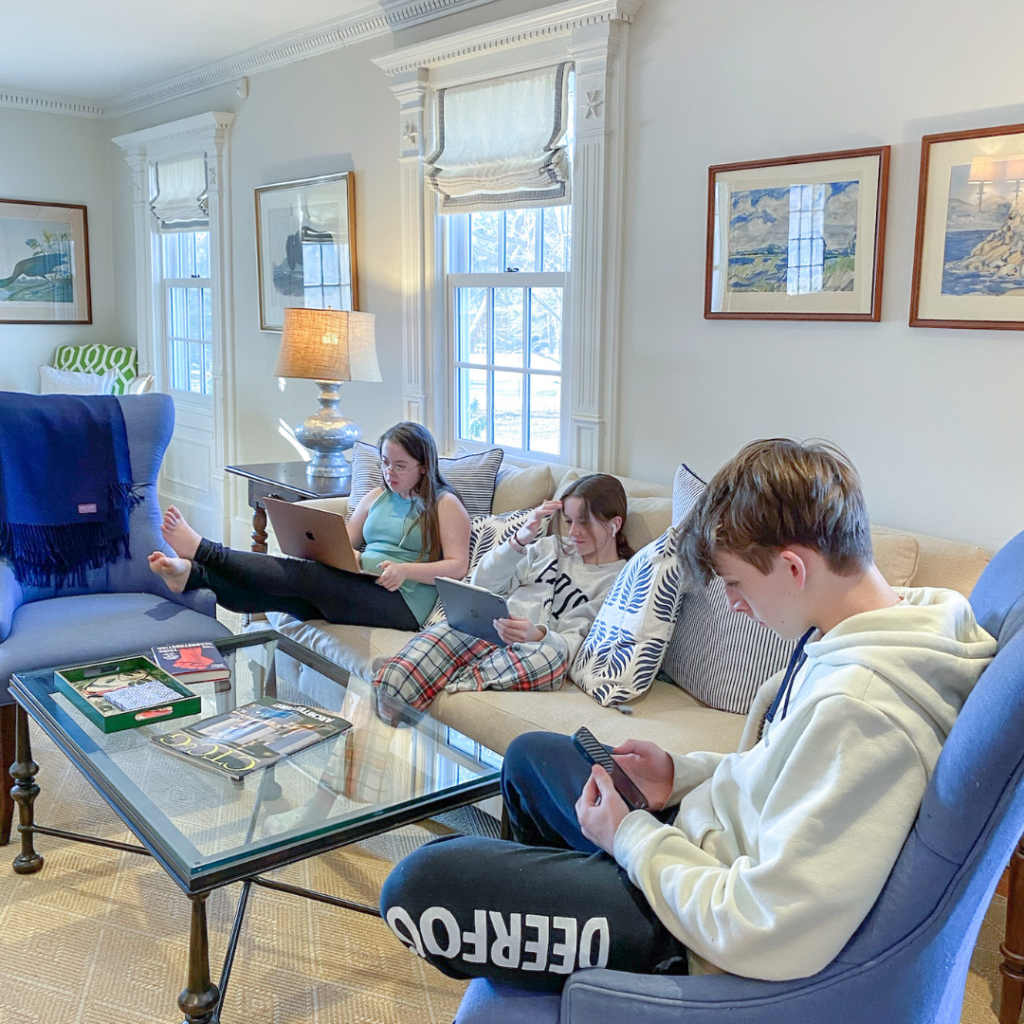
top-left (274, 308), bottom-right (381, 483)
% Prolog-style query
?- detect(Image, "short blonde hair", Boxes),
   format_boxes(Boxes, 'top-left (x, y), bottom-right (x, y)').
top-left (679, 438), bottom-right (873, 585)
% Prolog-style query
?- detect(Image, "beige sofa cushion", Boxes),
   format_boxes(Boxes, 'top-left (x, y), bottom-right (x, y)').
top-left (492, 463), bottom-right (554, 514)
top-left (432, 678), bottom-right (745, 758)
top-left (625, 496), bottom-right (674, 550)
top-left (266, 612), bottom-right (411, 680)
top-left (872, 526), bottom-right (920, 586)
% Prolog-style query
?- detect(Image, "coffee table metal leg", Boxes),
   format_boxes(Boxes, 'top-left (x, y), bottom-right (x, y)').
top-left (11, 705), bottom-right (42, 875)
top-left (178, 893), bottom-right (221, 1024)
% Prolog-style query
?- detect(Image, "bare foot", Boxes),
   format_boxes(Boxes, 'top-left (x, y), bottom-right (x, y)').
top-left (148, 551), bottom-right (192, 594)
top-left (161, 506), bottom-right (202, 559)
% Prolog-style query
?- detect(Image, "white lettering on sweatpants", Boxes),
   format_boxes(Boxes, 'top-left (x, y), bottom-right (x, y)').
top-left (489, 911), bottom-right (522, 967)
top-left (386, 906), bottom-right (426, 958)
top-left (386, 907), bottom-right (611, 977)
top-left (421, 907), bottom-right (461, 957)
top-left (578, 917), bottom-right (610, 969)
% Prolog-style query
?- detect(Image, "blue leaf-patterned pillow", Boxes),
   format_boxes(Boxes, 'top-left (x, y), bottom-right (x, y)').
top-left (571, 526), bottom-right (687, 706)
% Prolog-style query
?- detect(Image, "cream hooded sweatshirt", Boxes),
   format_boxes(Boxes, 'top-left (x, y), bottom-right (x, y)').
top-left (613, 587), bottom-right (996, 981)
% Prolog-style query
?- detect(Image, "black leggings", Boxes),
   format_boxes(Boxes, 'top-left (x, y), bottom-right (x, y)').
top-left (187, 539), bottom-right (421, 630)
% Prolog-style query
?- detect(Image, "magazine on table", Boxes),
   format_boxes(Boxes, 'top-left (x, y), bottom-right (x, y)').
top-left (150, 697), bottom-right (352, 780)
top-left (150, 641), bottom-right (231, 683)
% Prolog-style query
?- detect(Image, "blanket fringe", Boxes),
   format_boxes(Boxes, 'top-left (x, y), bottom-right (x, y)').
top-left (0, 520), bottom-right (134, 589)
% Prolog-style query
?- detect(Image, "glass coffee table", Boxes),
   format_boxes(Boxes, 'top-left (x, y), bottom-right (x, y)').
top-left (9, 631), bottom-right (502, 1024)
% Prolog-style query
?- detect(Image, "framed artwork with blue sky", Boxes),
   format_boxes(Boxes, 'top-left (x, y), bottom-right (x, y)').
top-left (910, 122), bottom-right (1024, 330)
top-left (705, 146), bottom-right (890, 321)
top-left (0, 198), bottom-right (91, 324)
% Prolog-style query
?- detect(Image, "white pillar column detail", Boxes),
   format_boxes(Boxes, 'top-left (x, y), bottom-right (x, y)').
top-left (567, 15), bottom-right (628, 472)
top-left (391, 69), bottom-right (431, 428)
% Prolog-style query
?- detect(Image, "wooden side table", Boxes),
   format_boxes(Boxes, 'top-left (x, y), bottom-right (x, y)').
top-left (225, 462), bottom-right (351, 553)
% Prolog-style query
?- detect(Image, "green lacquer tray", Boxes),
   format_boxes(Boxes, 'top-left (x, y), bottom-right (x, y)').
top-left (54, 656), bottom-right (202, 733)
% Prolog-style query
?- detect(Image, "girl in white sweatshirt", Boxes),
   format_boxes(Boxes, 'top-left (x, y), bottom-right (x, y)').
top-left (371, 474), bottom-right (633, 714)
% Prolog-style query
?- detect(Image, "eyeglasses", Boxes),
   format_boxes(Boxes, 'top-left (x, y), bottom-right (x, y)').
top-left (380, 457), bottom-right (421, 473)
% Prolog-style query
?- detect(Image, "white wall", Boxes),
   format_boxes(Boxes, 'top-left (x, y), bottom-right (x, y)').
top-left (0, 107), bottom-right (119, 392)
top-left (87, 0), bottom-right (1024, 552)
top-left (618, 0), bottom-right (1024, 552)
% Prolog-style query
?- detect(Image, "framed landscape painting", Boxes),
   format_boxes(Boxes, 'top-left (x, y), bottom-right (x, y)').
top-left (910, 122), bottom-right (1024, 330)
top-left (705, 147), bottom-right (890, 321)
top-left (254, 172), bottom-right (358, 332)
top-left (0, 199), bottom-right (91, 324)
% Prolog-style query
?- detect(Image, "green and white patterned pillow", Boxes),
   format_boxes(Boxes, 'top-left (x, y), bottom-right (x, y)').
top-left (53, 344), bottom-right (138, 396)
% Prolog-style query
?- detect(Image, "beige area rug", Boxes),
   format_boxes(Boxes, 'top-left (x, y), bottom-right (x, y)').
top-left (0, 724), bottom-right (469, 1024)
top-left (0, 723), bottom-right (1015, 1024)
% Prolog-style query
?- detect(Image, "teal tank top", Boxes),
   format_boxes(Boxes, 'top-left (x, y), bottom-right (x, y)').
top-left (360, 490), bottom-right (437, 625)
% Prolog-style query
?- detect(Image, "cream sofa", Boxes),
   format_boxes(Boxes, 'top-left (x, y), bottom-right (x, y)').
top-left (262, 457), bottom-right (993, 761)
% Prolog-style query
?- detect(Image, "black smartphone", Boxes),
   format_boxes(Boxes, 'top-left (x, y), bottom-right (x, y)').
top-left (571, 726), bottom-right (649, 811)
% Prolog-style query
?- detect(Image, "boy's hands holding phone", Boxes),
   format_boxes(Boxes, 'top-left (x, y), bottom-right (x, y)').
top-left (573, 729), bottom-right (675, 855)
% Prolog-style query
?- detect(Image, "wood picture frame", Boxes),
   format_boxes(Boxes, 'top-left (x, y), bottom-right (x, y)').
top-left (705, 146), bottom-right (890, 321)
top-left (0, 198), bottom-right (91, 324)
top-left (910, 122), bottom-right (1024, 330)
top-left (254, 172), bottom-right (358, 333)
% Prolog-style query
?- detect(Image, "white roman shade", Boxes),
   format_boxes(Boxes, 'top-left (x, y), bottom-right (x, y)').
top-left (150, 154), bottom-right (209, 229)
top-left (426, 62), bottom-right (572, 214)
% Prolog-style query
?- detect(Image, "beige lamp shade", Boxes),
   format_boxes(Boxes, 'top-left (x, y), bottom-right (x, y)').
top-left (968, 156), bottom-right (1003, 183)
top-left (274, 308), bottom-right (381, 383)
top-left (1005, 155), bottom-right (1024, 180)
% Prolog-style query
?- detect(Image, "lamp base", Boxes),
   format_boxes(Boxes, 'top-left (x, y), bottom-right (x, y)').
top-left (294, 380), bottom-right (361, 483)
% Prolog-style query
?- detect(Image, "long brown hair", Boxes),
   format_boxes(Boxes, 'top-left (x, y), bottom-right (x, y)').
top-left (553, 473), bottom-right (634, 561)
top-left (378, 422), bottom-right (459, 561)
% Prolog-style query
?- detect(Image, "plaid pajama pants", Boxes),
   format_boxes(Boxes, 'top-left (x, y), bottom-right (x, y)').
top-left (372, 624), bottom-right (568, 712)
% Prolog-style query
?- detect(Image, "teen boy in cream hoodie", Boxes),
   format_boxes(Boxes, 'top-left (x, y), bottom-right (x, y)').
top-left (379, 439), bottom-right (996, 989)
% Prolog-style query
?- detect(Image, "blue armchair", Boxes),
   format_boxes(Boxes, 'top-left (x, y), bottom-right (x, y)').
top-left (0, 392), bottom-right (232, 844)
top-left (456, 529), bottom-right (1024, 1024)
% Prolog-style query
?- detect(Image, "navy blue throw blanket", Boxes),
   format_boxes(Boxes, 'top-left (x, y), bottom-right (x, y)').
top-left (0, 393), bottom-right (143, 587)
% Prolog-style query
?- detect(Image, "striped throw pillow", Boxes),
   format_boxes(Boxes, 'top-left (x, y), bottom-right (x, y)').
top-left (660, 464), bottom-right (797, 714)
top-left (345, 442), bottom-right (503, 520)
top-left (572, 527), bottom-right (685, 706)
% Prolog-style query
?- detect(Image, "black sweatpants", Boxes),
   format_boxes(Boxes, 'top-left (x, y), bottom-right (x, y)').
top-left (379, 731), bottom-right (688, 991)
top-left (187, 539), bottom-right (420, 630)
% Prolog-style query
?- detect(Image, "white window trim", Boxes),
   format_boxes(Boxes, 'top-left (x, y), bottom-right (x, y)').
top-left (373, 0), bottom-right (642, 471)
top-left (112, 112), bottom-right (236, 506)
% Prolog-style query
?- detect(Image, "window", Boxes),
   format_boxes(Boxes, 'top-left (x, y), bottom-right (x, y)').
top-left (444, 71), bottom-right (575, 459)
top-left (159, 229), bottom-right (213, 395)
top-left (446, 206), bottom-right (571, 457)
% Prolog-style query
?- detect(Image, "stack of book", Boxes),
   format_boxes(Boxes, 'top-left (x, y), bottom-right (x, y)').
top-left (150, 642), bottom-right (231, 685)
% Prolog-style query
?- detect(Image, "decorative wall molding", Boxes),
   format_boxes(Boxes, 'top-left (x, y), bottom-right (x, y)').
top-left (0, 0), bottom-right (494, 120)
top-left (372, 0), bottom-right (642, 76)
top-left (113, 112), bottom-right (236, 536)
top-left (0, 88), bottom-right (105, 119)
top-left (377, 0), bottom-right (642, 470)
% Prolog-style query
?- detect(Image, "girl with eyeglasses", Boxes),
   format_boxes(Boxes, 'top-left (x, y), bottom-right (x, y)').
top-left (148, 422), bottom-right (471, 630)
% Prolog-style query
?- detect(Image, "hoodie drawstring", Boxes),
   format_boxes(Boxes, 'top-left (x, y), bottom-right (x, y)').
top-left (759, 627), bottom-right (816, 741)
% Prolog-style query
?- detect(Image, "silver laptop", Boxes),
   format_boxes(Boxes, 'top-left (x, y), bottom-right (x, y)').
top-left (435, 577), bottom-right (511, 646)
top-left (263, 497), bottom-right (369, 574)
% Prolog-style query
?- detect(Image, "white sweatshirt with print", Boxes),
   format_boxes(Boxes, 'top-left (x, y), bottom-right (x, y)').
top-left (471, 536), bottom-right (624, 666)
top-left (612, 587), bottom-right (996, 981)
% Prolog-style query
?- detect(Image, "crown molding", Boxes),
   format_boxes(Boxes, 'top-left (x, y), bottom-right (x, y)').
top-left (0, 0), bottom-right (496, 121)
top-left (0, 88), bottom-right (105, 119)
top-left (372, 0), bottom-right (643, 76)
top-left (111, 111), bottom-right (236, 152)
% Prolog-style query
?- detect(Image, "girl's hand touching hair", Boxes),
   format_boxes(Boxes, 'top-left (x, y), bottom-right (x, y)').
top-left (513, 499), bottom-right (562, 549)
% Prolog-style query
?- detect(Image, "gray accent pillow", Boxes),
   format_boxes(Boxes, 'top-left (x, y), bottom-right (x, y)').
top-left (344, 441), bottom-right (503, 520)
top-left (661, 464), bottom-right (797, 714)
